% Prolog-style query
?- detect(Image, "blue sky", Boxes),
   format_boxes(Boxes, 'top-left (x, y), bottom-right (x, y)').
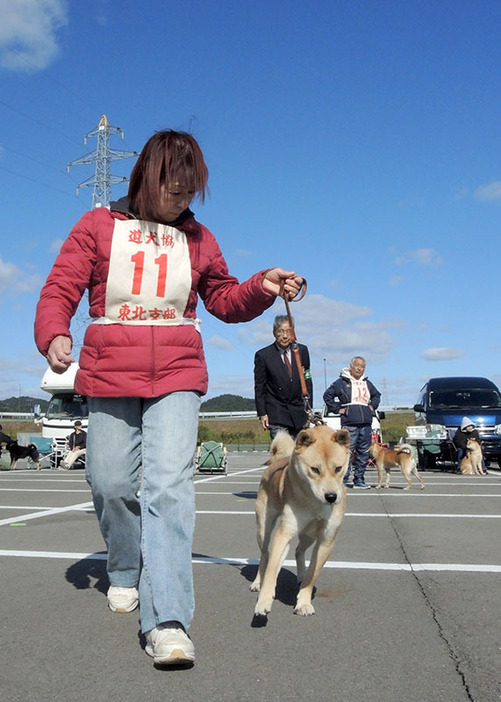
top-left (1, 0), bottom-right (501, 407)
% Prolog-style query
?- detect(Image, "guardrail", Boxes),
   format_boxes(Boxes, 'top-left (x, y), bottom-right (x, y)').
top-left (0, 405), bottom-right (414, 422)
top-left (0, 412), bottom-right (36, 420)
top-left (199, 411), bottom-right (257, 419)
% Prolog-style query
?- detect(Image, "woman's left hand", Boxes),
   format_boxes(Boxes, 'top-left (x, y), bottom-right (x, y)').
top-left (263, 268), bottom-right (304, 300)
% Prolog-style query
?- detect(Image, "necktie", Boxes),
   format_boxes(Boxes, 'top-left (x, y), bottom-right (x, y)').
top-left (284, 350), bottom-right (293, 377)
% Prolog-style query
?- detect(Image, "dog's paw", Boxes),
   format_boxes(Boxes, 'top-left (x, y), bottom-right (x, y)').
top-left (249, 581), bottom-right (260, 592)
top-left (254, 597), bottom-right (273, 616)
top-left (293, 603), bottom-right (315, 616)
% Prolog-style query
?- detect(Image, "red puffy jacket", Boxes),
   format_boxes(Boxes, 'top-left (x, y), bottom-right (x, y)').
top-left (35, 203), bottom-right (275, 398)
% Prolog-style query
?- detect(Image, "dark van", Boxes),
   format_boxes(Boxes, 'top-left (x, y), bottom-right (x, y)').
top-left (413, 376), bottom-right (501, 468)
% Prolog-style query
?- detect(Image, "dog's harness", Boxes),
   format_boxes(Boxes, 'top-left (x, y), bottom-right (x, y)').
top-left (280, 279), bottom-right (324, 427)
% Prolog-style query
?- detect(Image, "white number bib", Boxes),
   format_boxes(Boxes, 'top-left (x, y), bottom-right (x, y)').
top-left (99, 219), bottom-right (193, 326)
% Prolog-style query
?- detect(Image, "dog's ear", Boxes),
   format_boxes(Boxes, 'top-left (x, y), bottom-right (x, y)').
top-left (296, 430), bottom-right (315, 449)
top-left (333, 429), bottom-right (350, 447)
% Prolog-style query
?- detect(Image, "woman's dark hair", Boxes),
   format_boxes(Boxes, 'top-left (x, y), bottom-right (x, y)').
top-left (128, 130), bottom-right (208, 220)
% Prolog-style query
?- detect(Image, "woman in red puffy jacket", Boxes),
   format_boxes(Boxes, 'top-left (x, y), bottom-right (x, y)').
top-left (35, 130), bottom-right (303, 667)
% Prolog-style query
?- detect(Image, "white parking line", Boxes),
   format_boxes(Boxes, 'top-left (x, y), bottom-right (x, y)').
top-left (195, 491), bottom-right (501, 498)
top-left (194, 466), bottom-right (265, 484)
top-left (0, 505), bottom-right (78, 511)
top-left (0, 549), bottom-right (499, 573)
top-left (1, 506), bottom-right (500, 525)
top-left (195, 510), bottom-right (501, 518)
top-left (0, 477), bottom-right (87, 483)
top-left (0, 488), bottom-right (90, 493)
top-left (0, 501), bottom-right (93, 526)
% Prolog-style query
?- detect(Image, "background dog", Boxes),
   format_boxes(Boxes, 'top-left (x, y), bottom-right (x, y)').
top-left (370, 440), bottom-right (425, 490)
top-left (251, 424), bottom-right (350, 617)
top-left (459, 438), bottom-right (485, 475)
top-left (7, 441), bottom-right (41, 470)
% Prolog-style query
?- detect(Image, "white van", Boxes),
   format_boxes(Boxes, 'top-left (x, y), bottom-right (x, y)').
top-left (40, 363), bottom-right (88, 442)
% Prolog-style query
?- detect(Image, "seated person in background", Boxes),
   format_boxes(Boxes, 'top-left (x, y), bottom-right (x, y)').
top-left (61, 420), bottom-right (87, 469)
top-left (452, 417), bottom-right (487, 473)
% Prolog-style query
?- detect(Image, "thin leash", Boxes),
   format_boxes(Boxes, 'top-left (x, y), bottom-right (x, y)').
top-left (280, 279), bottom-right (324, 427)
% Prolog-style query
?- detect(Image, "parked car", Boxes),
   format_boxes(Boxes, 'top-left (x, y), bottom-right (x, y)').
top-left (413, 376), bottom-right (501, 468)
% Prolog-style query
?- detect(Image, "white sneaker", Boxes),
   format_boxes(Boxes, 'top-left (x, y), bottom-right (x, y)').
top-left (107, 586), bottom-right (139, 613)
top-left (145, 624), bottom-right (195, 665)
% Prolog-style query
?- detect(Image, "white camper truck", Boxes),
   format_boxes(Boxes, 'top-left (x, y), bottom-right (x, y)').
top-left (40, 363), bottom-right (88, 466)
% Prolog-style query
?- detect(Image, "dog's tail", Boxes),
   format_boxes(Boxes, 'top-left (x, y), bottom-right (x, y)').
top-left (395, 443), bottom-right (414, 455)
top-left (269, 431), bottom-right (295, 462)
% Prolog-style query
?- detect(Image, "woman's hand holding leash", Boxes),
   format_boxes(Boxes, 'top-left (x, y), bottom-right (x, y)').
top-left (262, 268), bottom-right (305, 300)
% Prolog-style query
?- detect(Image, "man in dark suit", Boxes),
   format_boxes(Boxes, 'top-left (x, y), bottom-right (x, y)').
top-left (254, 315), bottom-right (313, 439)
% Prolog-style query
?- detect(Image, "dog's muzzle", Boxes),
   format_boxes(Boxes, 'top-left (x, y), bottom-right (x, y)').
top-left (324, 492), bottom-right (338, 504)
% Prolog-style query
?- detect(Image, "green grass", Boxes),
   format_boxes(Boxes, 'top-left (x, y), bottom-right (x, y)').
top-left (197, 412), bottom-right (415, 446)
top-left (379, 412), bottom-right (415, 443)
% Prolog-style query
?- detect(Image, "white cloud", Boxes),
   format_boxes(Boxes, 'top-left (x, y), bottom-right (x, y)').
top-left (453, 187), bottom-right (469, 200)
top-left (0, 354), bottom-right (48, 399)
top-left (0, 256), bottom-right (43, 294)
top-left (394, 248), bottom-right (443, 266)
top-left (474, 181), bottom-right (501, 202)
top-left (206, 335), bottom-right (234, 350)
top-left (94, 0), bottom-right (108, 26)
top-left (233, 249), bottom-right (253, 258)
top-left (421, 347), bottom-right (464, 361)
top-left (50, 238), bottom-right (64, 253)
top-left (239, 294), bottom-right (399, 365)
top-left (0, 0), bottom-right (68, 72)
top-left (325, 279), bottom-right (340, 293)
top-left (0, 258), bottom-right (20, 290)
top-left (389, 275), bottom-right (403, 286)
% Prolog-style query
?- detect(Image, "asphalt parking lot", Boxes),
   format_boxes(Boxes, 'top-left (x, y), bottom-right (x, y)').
top-left (1, 455), bottom-right (500, 702)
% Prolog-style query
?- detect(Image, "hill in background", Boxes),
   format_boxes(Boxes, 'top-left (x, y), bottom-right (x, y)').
top-left (0, 394), bottom-right (255, 414)
top-left (0, 396), bottom-right (49, 413)
top-left (201, 394), bottom-right (255, 411)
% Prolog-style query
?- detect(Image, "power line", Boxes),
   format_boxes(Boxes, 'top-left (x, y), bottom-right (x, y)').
top-left (0, 97), bottom-right (81, 146)
top-left (0, 163), bottom-right (81, 199)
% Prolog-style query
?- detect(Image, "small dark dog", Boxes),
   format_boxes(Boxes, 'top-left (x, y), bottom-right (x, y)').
top-left (7, 441), bottom-right (41, 470)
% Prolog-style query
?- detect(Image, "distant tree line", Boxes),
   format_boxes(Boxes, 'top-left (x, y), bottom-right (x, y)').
top-left (0, 393), bottom-right (253, 414)
top-left (201, 394), bottom-right (256, 411)
top-left (0, 396), bottom-right (49, 413)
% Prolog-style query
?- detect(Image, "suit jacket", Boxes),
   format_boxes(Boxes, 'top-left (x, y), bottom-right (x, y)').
top-left (254, 342), bottom-right (313, 431)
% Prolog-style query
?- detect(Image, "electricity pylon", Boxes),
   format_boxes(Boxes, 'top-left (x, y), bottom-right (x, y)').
top-left (67, 114), bottom-right (138, 208)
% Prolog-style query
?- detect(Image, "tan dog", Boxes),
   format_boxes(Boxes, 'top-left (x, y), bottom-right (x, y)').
top-left (250, 424), bottom-right (350, 617)
top-left (460, 438), bottom-right (485, 475)
top-left (370, 440), bottom-right (425, 490)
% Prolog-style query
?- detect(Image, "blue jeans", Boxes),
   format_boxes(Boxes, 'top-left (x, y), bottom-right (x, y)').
top-left (86, 392), bottom-right (201, 634)
top-left (345, 424), bottom-right (372, 484)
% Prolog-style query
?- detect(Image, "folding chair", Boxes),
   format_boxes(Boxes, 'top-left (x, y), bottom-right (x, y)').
top-left (195, 441), bottom-right (228, 474)
top-left (29, 436), bottom-right (57, 469)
